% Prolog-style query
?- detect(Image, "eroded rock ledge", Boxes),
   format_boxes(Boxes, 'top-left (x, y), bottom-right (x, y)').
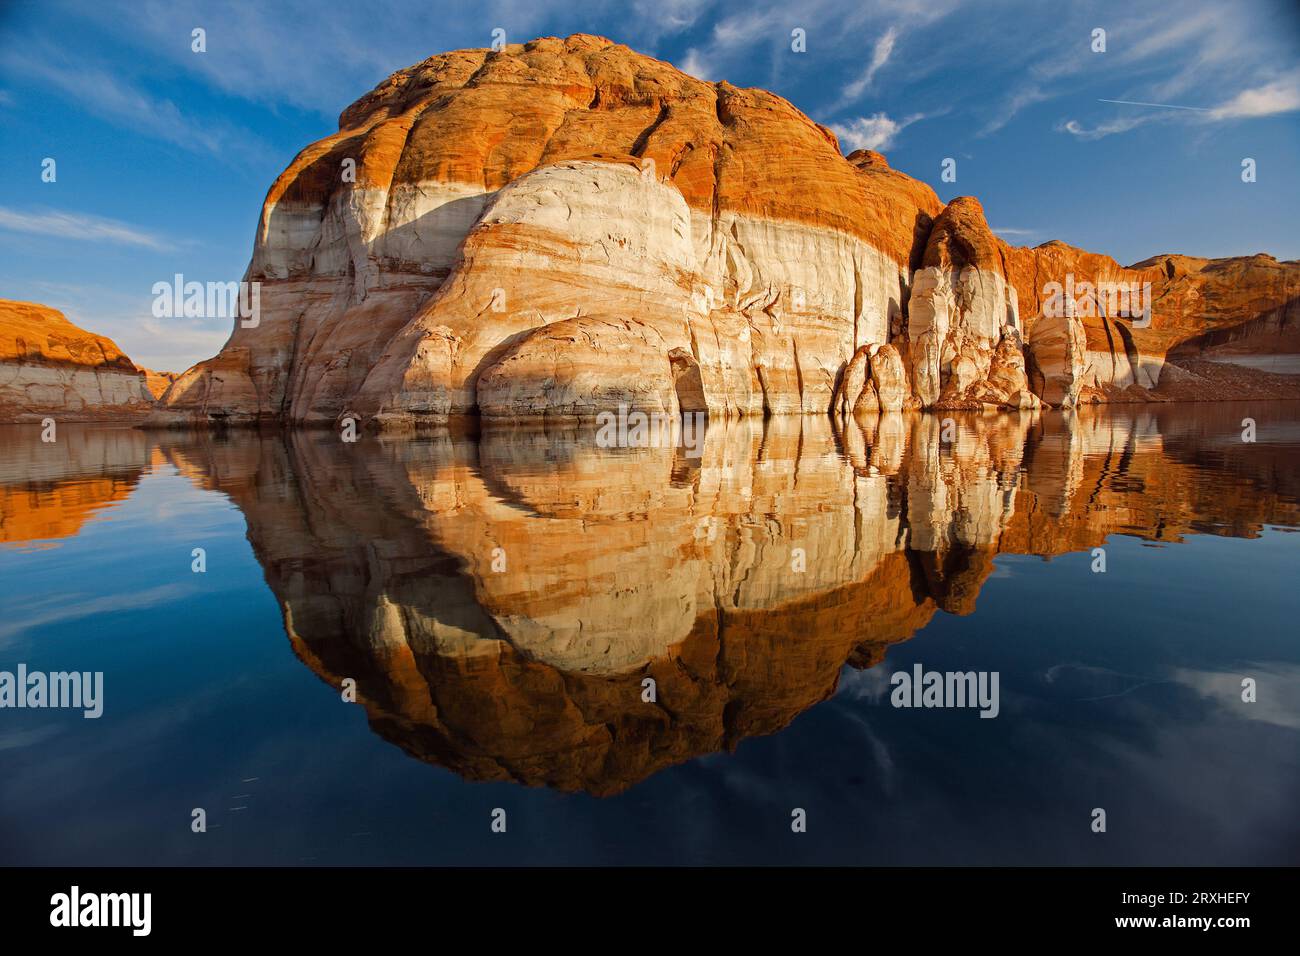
top-left (146, 35), bottom-right (1300, 430)
top-left (0, 299), bottom-right (158, 422)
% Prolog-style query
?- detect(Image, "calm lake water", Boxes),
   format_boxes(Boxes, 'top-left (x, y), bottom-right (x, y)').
top-left (2, 403), bottom-right (1298, 865)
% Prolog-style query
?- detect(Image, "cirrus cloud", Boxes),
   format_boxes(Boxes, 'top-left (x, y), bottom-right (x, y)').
top-left (0, 207), bottom-right (172, 251)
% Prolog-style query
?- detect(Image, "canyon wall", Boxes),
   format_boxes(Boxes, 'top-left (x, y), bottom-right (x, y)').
top-left (0, 299), bottom-right (157, 422)
top-left (147, 35), bottom-right (1299, 429)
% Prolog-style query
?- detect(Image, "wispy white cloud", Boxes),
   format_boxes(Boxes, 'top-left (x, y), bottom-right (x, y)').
top-left (1209, 71), bottom-right (1300, 120)
top-left (106, 0), bottom-right (728, 115)
top-left (135, 318), bottom-right (231, 369)
top-left (678, 48), bottom-right (715, 81)
top-left (668, 0), bottom-right (961, 104)
top-left (630, 0), bottom-right (710, 44)
top-left (100, 0), bottom-right (431, 115)
top-left (992, 227), bottom-right (1037, 237)
top-left (984, 2), bottom-right (1298, 140)
top-left (1121, 7), bottom-right (1221, 63)
top-left (710, 9), bottom-right (781, 48)
top-left (841, 26), bottom-right (899, 102)
top-left (1059, 68), bottom-right (1300, 140)
top-left (831, 111), bottom-right (926, 152)
top-left (981, 86), bottom-right (1050, 136)
top-left (0, 207), bottom-right (172, 250)
top-left (0, 48), bottom-right (273, 163)
top-left (671, 7), bottom-right (784, 83)
top-left (1058, 114), bottom-right (1156, 140)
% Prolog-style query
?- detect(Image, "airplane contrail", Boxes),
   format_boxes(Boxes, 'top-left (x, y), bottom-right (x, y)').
top-left (1097, 98), bottom-right (1209, 111)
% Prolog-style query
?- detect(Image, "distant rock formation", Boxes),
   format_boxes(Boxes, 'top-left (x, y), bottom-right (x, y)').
top-left (0, 299), bottom-right (157, 422)
top-left (144, 35), bottom-right (1299, 429)
top-left (140, 368), bottom-right (179, 400)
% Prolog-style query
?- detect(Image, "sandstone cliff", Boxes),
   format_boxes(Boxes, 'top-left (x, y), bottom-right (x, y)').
top-left (0, 299), bottom-right (156, 422)
top-left (141, 368), bottom-right (179, 400)
top-left (148, 35), bottom-right (1299, 429)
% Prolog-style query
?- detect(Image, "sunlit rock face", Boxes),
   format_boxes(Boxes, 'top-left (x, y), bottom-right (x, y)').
top-left (145, 36), bottom-right (1298, 426)
top-left (120, 403), bottom-right (1300, 794)
top-left (906, 198), bottom-right (1023, 410)
top-left (360, 159), bottom-right (708, 424)
top-left (151, 35), bottom-right (942, 427)
top-left (0, 300), bottom-right (155, 422)
top-left (140, 369), bottom-right (179, 400)
top-left (897, 199), bottom-right (1300, 408)
top-left (1029, 311), bottom-right (1088, 407)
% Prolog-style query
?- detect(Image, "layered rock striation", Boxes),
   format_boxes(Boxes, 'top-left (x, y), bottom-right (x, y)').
top-left (148, 35), bottom-right (1299, 429)
top-left (0, 299), bottom-right (158, 422)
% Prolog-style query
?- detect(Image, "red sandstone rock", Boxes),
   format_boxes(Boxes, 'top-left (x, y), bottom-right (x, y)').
top-left (142, 35), bottom-right (1298, 427)
top-left (141, 368), bottom-right (178, 400)
top-left (0, 299), bottom-right (154, 421)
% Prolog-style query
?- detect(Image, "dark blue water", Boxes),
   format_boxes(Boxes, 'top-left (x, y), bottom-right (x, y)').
top-left (1, 404), bottom-right (1298, 865)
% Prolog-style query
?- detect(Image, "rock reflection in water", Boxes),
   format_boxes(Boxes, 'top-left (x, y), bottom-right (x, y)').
top-left (0, 425), bottom-right (151, 548)
top-left (5, 407), bottom-right (1298, 796)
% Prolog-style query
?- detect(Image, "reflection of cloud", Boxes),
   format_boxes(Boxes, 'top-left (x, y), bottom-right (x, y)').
top-left (838, 707), bottom-right (895, 793)
top-left (0, 724), bottom-right (62, 752)
top-left (1042, 662), bottom-right (1172, 702)
top-left (0, 584), bottom-right (191, 644)
top-left (836, 664), bottom-right (893, 703)
top-left (1046, 660), bottom-right (1300, 730)
top-left (1170, 663), bottom-right (1300, 731)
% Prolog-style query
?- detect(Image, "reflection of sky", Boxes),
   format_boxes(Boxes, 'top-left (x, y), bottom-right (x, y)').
top-left (0, 435), bottom-right (1297, 865)
top-left (816, 536), bottom-right (1300, 865)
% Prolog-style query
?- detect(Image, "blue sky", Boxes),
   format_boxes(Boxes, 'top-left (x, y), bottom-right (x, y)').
top-left (1, 0), bottom-right (1297, 372)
